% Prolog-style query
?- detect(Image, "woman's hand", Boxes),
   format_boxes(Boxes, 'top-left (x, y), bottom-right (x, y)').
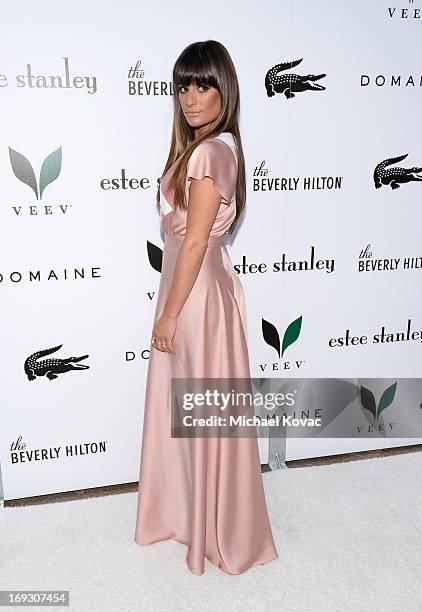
top-left (151, 314), bottom-right (177, 354)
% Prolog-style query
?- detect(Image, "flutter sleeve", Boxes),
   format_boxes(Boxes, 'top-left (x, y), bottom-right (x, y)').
top-left (186, 139), bottom-right (237, 204)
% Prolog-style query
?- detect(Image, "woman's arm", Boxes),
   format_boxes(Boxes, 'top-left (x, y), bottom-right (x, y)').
top-left (151, 176), bottom-right (222, 353)
top-left (163, 176), bottom-right (222, 317)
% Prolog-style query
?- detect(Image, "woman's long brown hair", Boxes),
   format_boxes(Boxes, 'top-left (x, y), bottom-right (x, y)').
top-left (158, 40), bottom-right (246, 234)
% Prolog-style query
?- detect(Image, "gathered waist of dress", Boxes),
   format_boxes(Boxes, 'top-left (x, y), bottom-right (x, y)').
top-left (164, 234), bottom-right (226, 248)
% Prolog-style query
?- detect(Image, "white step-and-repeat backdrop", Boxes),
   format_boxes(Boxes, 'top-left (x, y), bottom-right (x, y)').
top-left (1, 1), bottom-right (421, 500)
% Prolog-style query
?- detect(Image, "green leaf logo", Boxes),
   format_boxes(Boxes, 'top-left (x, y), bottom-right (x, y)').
top-left (262, 315), bottom-right (302, 358)
top-left (377, 382), bottom-right (397, 419)
top-left (9, 146), bottom-right (62, 200)
top-left (39, 147), bottom-right (62, 199)
top-left (281, 315), bottom-right (302, 357)
top-left (361, 382), bottom-right (397, 422)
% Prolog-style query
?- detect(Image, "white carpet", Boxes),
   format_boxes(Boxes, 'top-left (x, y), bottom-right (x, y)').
top-left (1, 452), bottom-right (422, 612)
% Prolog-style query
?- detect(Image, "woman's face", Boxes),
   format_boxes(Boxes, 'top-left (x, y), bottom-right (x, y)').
top-left (178, 82), bottom-right (221, 137)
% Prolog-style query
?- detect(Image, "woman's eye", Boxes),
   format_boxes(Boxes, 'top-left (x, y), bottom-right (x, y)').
top-left (177, 84), bottom-right (208, 93)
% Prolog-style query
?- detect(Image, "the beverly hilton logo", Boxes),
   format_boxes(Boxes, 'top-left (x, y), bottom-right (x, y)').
top-left (127, 59), bottom-right (173, 96)
top-left (10, 436), bottom-right (107, 464)
top-left (9, 146), bottom-right (62, 200)
top-left (260, 315), bottom-right (304, 371)
top-left (265, 58), bottom-right (326, 99)
top-left (358, 244), bottom-right (422, 272)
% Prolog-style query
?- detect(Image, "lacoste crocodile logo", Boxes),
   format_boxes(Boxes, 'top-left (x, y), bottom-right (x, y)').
top-left (373, 154), bottom-right (422, 190)
top-left (265, 58), bottom-right (326, 99)
top-left (24, 344), bottom-right (90, 381)
top-left (9, 146), bottom-right (62, 199)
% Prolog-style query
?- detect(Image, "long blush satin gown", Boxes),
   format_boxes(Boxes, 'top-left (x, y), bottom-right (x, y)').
top-left (134, 131), bottom-right (278, 575)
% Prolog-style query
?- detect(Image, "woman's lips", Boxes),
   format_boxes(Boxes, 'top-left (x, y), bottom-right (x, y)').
top-left (186, 111), bottom-right (201, 116)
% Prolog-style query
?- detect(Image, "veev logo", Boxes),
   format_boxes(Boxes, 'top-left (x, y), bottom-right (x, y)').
top-left (9, 146), bottom-right (62, 200)
top-left (360, 382), bottom-right (397, 424)
top-left (387, 3), bottom-right (422, 19)
top-left (261, 315), bottom-right (303, 363)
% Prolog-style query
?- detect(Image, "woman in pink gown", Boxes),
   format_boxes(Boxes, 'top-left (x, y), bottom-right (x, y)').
top-left (134, 40), bottom-right (278, 575)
